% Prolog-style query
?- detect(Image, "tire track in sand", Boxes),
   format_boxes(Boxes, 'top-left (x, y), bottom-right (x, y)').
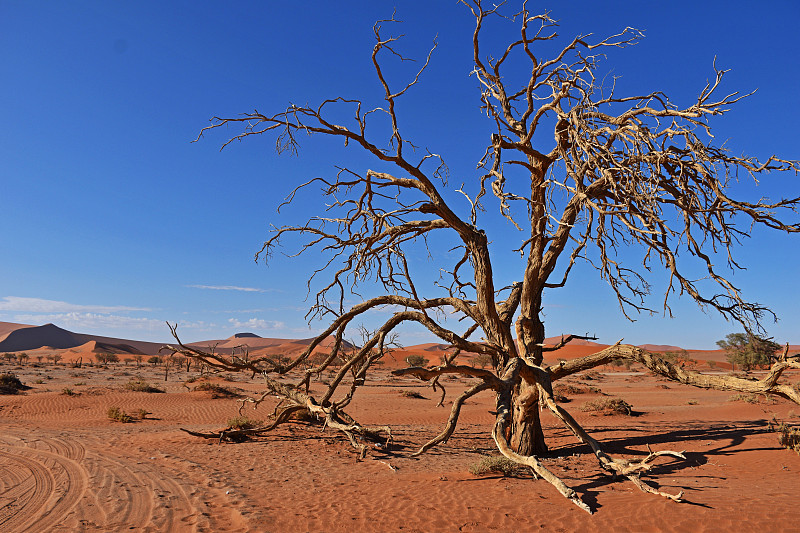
top-left (0, 434), bottom-right (89, 533)
top-left (57, 434), bottom-right (253, 532)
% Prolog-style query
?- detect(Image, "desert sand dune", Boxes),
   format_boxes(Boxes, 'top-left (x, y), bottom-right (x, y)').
top-left (0, 321), bottom-right (35, 339)
top-left (0, 323), bottom-right (85, 351)
top-left (1, 321), bottom-right (761, 371)
top-left (0, 323), bottom-right (163, 356)
top-left (2, 360), bottom-right (800, 531)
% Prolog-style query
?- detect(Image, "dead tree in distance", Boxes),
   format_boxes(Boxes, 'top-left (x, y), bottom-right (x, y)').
top-left (168, 1), bottom-right (800, 513)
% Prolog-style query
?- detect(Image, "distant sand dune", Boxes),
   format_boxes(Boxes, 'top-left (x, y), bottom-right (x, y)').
top-left (2, 322), bottom-right (796, 370)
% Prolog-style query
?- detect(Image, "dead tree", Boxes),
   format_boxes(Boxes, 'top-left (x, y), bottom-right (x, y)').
top-left (170, 1), bottom-right (800, 513)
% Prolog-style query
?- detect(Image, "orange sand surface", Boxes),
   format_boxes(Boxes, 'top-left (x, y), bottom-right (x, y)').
top-left (2, 359), bottom-right (800, 532)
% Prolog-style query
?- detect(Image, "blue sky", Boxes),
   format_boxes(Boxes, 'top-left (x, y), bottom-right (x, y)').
top-left (1, 1), bottom-right (798, 349)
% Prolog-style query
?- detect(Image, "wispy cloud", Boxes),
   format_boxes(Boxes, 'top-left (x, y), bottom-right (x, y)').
top-left (0, 296), bottom-right (149, 313)
top-left (13, 312), bottom-right (161, 331)
top-left (187, 285), bottom-right (269, 293)
top-left (13, 312), bottom-right (213, 332)
top-left (228, 318), bottom-right (286, 330)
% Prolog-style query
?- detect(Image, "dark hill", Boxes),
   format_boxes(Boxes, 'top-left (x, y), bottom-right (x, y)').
top-left (0, 323), bottom-right (84, 351)
top-left (0, 323), bottom-right (164, 354)
top-left (231, 332), bottom-right (262, 339)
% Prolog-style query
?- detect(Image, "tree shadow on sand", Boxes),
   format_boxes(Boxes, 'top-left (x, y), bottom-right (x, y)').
top-left (545, 419), bottom-right (777, 510)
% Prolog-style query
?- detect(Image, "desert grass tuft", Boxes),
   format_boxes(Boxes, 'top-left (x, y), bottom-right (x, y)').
top-left (581, 397), bottom-right (633, 416)
top-left (776, 423), bottom-right (800, 454)
top-left (107, 406), bottom-right (134, 423)
top-left (397, 390), bottom-right (426, 399)
top-left (193, 382), bottom-right (241, 398)
top-left (728, 393), bottom-right (760, 404)
top-left (227, 416), bottom-right (263, 430)
top-left (469, 456), bottom-right (521, 477)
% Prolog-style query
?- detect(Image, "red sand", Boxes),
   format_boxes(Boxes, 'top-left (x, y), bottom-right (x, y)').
top-left (2, 356), bottom-right (800, 532)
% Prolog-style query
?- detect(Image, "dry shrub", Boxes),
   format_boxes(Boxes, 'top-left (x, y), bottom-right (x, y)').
top-left (553, 383), bottom-right (587, 395)
top-left (579, 371), bottom-right (604, 381)
top-left (124, 379), bottom-right (165, 393)
top-left (227, 416), bottom-right (263, 430)
top-left (554, 382), bottom-right (602, 397)
top-left (107, 406), bottom-right (134, 423)
top-left (405, 354), bottom-right (429, 367)
top-left (728, 393), bottom-right (760, 404)
top-left (775, 423), bottom-right (800, 454)
top-left (397, 390), bottom-right (426, 399)
top-left (193, 382), bottom-right (241, 398)
top-left (581, 397), bottom-right (633, 416)
top-left (469, 456), bottom-right (522, 477)
top-left (0, 374), bottom-right (30, 395)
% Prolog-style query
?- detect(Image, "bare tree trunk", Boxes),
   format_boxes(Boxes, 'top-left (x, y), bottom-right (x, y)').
top-left (509, 378), bottom-right (547, 455)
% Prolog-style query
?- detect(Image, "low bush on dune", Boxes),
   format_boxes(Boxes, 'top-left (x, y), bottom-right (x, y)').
top-left (552, 382), bottom-right (602, 402)
top-left (553, 383), bottom-right (589, 396)
top-left (581, 397), bottom-right (634, 416)
top-left (123, 379), bottom-right (165, 393)
top-left (227, 416), bottom-right (263, 430)
top-left (107, 406), bottom-right (149, 422)
top-left (107, 406), bottom-right (134, 423)
top-left (0, 373), bottom-right (30, 395)
top-left (777, 423), bottom-right (800, 454)
top-left (192, 382), bottom-right (241, 398)
top-left (397, 389), bottom-right (426, 399)
top-left (728, 393), bottom-right (762, 404)
top-left (469, 456), bottom-right (523, 477)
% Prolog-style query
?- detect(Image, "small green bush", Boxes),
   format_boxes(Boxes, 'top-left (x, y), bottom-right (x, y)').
top-left (133, 408), bottom-right (151, 420)
top-left (405, 354), bottom-right (429, 367)
top-left (107, 406), bottom-right (134, 423)
top-left (62, 387), bottom-right (78, 396)
top-left (469, 456), bottom-right (521, 477)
